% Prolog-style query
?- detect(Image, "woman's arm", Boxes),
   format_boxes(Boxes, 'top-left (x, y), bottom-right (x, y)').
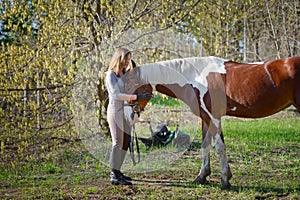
top-left (105, 71), bottom-right (137, 101)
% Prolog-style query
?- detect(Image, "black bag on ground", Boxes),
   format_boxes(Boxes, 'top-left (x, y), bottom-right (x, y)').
top-left (139, 123), bottom-right (176, 149)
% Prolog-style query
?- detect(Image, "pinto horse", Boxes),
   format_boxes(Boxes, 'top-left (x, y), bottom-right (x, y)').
top-left (123, 56), bottom-right (300, 189)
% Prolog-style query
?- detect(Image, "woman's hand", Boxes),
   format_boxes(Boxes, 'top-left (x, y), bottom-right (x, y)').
top-left (130, 95), bottom-right (137, 101)
top-left (130, 113), bottom-right (139, 125)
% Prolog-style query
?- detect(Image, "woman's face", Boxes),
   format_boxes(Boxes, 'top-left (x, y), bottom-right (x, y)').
top-left (121, 53), bottom-right (131, 74)
top-left (124, 58), bottom-right (130, 68)
top-left (123, 53), bottom-right (131, 68)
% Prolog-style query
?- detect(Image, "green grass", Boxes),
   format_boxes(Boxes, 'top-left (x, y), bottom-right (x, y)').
top-left (1, 113), bottom-right (299, 199)
top-left (149, 93), bottom-right (184, 107)
top-left (224, 118), bottom-right (300, 154)
top-left (222, 118), bottom-right (299, 196)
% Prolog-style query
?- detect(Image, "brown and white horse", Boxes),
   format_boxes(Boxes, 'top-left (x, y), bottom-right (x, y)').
top-left (123, 56), bottom-right (300, 188)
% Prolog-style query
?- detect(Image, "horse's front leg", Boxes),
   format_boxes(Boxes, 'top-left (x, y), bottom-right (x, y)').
top-left (214, 132), bottom-right (232, 189)
top-left (194, 121), bottom-right (211, 184)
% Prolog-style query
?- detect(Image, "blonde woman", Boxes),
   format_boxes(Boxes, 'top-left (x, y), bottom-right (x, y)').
top-left (105, 48), bottom-right (139, 185)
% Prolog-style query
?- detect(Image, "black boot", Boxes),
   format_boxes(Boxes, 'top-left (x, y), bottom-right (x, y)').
top-left (110, 170), bottom-right (132, 185)
top-left (109, 146), bottom-right (132, 185)
top-left (116, 170), bottom-right (132, 181)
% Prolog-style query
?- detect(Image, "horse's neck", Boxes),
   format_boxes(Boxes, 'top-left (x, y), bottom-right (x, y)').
top-left (139, 61), bottom-right (185, 86)
top-left (156, 83), bottom-right (196, 99)
top-left (155, 83), bottom-right (201, 116)
top-left (139, 57), bottom-right (227, 87)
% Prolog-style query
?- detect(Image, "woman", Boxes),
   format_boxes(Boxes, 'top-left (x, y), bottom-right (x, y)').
top-left (105, 48), bottom-right (139, 185)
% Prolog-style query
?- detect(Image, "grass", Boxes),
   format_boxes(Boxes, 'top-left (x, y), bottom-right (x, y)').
top-left (0, 108), bottom-right (299, 199)
top-left (222, 117), bottom-right (299, 197)
top-left (149, 93), bottom-right (184, 107)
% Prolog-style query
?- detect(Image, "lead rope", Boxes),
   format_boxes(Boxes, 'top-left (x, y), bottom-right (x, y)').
top-left (135, 124), bottom-right (140, 163)
top-left (130, 123), bottom-right (140, 165)
top-left (129, 82), bottom-right (141, 165)
top-left (129, 124), bottom-right (136, 165)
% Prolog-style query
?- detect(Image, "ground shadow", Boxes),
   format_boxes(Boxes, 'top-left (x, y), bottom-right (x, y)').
top-left (230, 185), bottom-right (300, 195)
top-left (188, 141), bottom-right (202, 150)
top-left (132, 178), bottom-right (198, 188)
top-left (133, 178), bottom-right (300, 196)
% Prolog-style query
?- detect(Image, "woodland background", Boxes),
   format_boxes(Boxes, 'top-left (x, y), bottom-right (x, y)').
top-left (0, 0), bottom-right (299, 164)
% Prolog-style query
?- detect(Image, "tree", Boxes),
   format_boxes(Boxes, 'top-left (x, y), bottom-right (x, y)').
top-left (0, 0), bottom-right (202, 162)
top-left (1, 1), bottom-right (77, 161)
top-left (185, 0), bottom-right (300, 62)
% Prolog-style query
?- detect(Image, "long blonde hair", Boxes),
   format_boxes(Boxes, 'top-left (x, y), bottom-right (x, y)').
top-left (108, 48), bottom-right (133, 77)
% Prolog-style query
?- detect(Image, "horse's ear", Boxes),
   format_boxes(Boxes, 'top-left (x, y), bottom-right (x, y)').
top-left (131, 60), bottom-right (137, 68)
top-left (123, 60), bottom-right (137, 74)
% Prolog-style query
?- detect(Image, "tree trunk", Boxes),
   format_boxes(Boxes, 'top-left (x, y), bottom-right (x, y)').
top-left (97, 76), bottom-right (110, 136)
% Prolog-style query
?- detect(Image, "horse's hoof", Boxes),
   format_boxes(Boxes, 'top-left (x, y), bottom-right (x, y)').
top-left (193, 175), bottom-right (207, 185)
top-left (221, 179), bottom-right (231, 189)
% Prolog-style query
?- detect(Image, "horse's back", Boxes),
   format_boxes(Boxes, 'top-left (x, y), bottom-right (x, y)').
top-left (267, 56), bottom-right (300, 78)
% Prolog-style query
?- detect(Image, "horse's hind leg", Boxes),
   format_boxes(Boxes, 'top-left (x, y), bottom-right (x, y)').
top-left (194, 120), bottom-right (211, 185)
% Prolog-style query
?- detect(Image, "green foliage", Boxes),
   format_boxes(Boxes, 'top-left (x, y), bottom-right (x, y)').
top-left (0, 1), bottom-right (38, 45)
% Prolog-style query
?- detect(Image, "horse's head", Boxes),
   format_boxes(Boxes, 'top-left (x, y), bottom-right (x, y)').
top-left (123, 60), bottom-right (153, 120)
top-left (128, 84), bottom-right (153, 114)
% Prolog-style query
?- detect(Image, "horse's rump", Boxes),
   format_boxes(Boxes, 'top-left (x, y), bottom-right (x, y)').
top-left (224, 57), bottom-right (300, 117)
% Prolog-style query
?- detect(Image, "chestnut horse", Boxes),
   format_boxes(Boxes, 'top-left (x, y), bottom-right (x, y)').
top-left (123, 56), bottom-right (300, 188)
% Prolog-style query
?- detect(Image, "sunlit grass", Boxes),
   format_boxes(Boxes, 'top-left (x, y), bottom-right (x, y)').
top-left (223, 117), bottom-right (300, 150)
top-left (149, 93), bottom-right (184, 107)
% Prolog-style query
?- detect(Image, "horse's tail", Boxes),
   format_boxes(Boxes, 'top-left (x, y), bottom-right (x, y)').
top-left (295, 57), bottom-right (300, 74)
top-left (292, 57), bottom-right (300, 84)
